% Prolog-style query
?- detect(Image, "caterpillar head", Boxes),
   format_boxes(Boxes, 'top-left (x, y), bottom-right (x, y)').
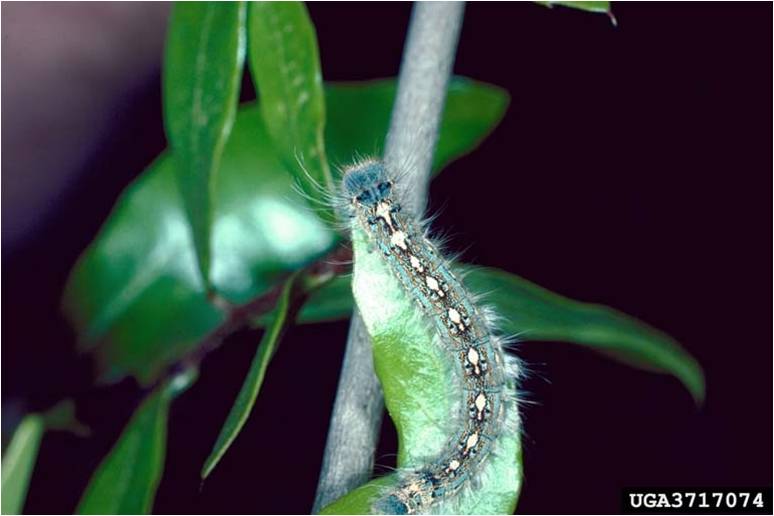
top-left (342, 160), bottom-right (393, 211)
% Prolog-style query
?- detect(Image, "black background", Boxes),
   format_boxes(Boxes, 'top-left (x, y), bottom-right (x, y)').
top-left (3, 2), bottom-right (772, 514)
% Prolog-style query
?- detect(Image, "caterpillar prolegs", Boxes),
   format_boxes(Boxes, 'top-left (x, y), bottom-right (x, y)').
top-left (341, 160), bottom-right (523, 514)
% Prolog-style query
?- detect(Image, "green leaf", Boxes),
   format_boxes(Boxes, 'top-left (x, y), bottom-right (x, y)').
top-left (201, 275), bottom-right (296, 480)
top-left (63, 105), bottom-right (334, 384)
top-left (62, 155), bottom-right (226, 384)
top-left (247, 2), bottom-right (334, 222)
top-left (325, 77), bottom-right (510, 174)
top-left (76, 375), bottom-right (195, 515)
top-left (290, 266), bottom-right (704, 403)
top-left (252, 273), bottom-right (351, 327)
top-left (296, 273), bottom-right (353, 324)
top-left (538, 1), bottom-right (616, 24)
top-left (323, 227), bottom-right (522, 514)
top-left (320, 477), bottom-right (397, 515)
top-left (77, 392), bottom-right (167, 514)
top-left (1, 415), bottom-right (44, 515)
top-left (64, 78), bottom-right (507, 385)
top-left (465, 267), bottom-right (705, 404)
top-left (539, 1), bottom-right (611, 14)
top-left (164, 1), bottom-right (247, 291)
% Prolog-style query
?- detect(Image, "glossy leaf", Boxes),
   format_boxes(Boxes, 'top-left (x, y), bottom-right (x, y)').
top-left (76, 392), bottom-right (168, 514)
top-left (323, 228), bottom-right (522, 514)
top-left (252, 273), bottom-right (352, 327)
top-left (464, 267), bottom-right (705, 403)
top-left (325, 78), bottom-right (509, 174)
top-left (164, 1), bottom-right (246, 290)
top-left (62, 106), bottom-right (332, 385)
top-left (248, 2), bottom-right (334, 223)
top-left (288, 266), bottom-right (704, 402)
top-left (320, 477), bottom-right (397, 515)
top-left (539, 1), bottom-right (611, 14)
top-left (1, 415), bottom-right (44, 515)
top-left (76, 374), bottom-right (195, 515)
top-left (63, 78), bottom-right (509, 385)
top-left (62, 154), bottom-right (225, 385)
top-left (201, 275), bottom-right (296, 480)
top-left (538, 1), bottom-right (616, 24)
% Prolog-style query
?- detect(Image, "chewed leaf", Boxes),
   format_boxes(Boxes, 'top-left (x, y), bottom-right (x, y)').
top-left (76, 374), bottom-right (195, 515)
top-left (163, 2), bottom-right (247, 291)
top-left (1, 415), bottom-right (44, 515)
top-left (248, 2), bottom-right (334, 224)
top-left (464, 267), bottom-right (705, 404)
top-left (331, 226), bottom-right (523, 514)
top-left (201, 275), bottom-right (297, 480)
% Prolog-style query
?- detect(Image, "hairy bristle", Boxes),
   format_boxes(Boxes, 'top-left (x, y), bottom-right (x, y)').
top-left (344, 157), bottom-right (524, 514)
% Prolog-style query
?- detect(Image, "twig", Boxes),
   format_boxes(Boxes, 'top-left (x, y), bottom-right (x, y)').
top-left (312, 3), bottom-right (465, 512)
top-left (158, 246), bottom-right (352, 391)
top-left (311, 313), bottom-right (385, 512)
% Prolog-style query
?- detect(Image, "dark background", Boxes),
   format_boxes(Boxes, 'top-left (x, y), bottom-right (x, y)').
top-left (2, 2), bottom-right (771, 514)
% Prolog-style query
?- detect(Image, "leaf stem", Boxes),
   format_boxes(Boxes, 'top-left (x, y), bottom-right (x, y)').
top-left (154, 246), bottom-right (352, 393)
top-left (312, 3), bottom-right (465, 512)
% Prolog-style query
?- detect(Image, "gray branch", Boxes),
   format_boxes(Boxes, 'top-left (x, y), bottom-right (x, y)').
top-left (312, 314), bottom-right (384, 513)
top-left (312, 3), bottom-right (465, 512)
top-left (385, 1), bottom-right (465, 215)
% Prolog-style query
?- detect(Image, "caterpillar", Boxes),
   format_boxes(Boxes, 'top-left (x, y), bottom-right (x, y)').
top-left (339, 159), bottom-right (522, 514)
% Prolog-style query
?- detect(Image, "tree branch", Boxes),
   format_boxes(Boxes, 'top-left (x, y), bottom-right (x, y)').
top-left (312, 3), bottom-right (465, 512)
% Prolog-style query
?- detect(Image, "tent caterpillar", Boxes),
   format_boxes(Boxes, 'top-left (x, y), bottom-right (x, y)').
top-left (340, 159), bottom-right (522, 514)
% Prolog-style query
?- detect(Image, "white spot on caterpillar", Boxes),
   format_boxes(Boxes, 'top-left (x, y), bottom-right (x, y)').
top-left (475, 392), bottom-right (487, 420)
top-left (467, 347), bottom-right (481, 374)
top-left (375, 202), bottom-right (393, 228)
top-left (424, 275), bottom-right (446, 298)
top-left (391, 230), bottom-right (408, 250)
top-left (467, 347), bottom-right (480, 365)
top-left (344, 159), bottom-right (518, 512)
top-left (465, 432), bottom-right (479, 451)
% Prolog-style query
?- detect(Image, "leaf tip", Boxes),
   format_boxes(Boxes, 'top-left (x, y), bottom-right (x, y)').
top-left (688, 365), bottom-right (706, 408)
top-left (200, 447), bottom-right (222, 484)
top-left (200, 462), bottom-right (213, 483)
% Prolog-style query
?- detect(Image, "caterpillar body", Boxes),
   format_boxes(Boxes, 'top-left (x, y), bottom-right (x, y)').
top-left (341, 159), bottom-right (522, 514)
